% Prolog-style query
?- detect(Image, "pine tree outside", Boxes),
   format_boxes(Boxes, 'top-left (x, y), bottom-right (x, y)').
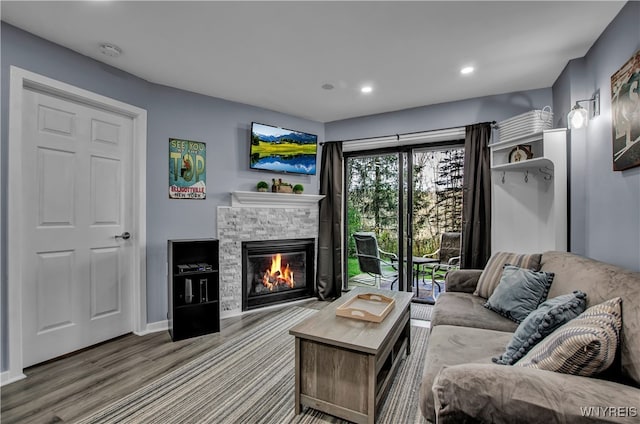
top-left (346, 148), bottom-right (464, 285)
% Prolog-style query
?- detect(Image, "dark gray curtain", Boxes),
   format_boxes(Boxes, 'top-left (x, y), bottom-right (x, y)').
top-left (316, 142), bottom-right (343, 300)
top-left (461, 123), bottom-right (492, 269)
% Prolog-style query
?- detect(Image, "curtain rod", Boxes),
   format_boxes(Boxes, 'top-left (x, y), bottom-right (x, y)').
top-left (320, 121), bottom-right (496, 146)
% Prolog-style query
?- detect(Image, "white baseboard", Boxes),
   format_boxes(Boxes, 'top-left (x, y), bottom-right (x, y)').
top-left (1, 370), bottom-right (26, 387)
top-left (2, 320), bottom-right (169, 386)
top-left (134, 319), bottom-right (168, 336)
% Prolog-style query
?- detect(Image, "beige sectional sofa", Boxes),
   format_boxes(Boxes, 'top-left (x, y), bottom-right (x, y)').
top-left (419, 251), bottom-right (640, 423)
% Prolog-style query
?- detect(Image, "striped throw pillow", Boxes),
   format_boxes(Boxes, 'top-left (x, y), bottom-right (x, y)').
top-left (515, 297), bottom-right (622, 376)
top-left (474, 252), bottom-right (542, 298)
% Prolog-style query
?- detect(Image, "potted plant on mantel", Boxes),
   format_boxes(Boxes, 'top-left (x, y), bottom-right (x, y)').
top-left (293, 184), bottom-right (304, 194)
top-left (256, 181), bottom-right (269, 192)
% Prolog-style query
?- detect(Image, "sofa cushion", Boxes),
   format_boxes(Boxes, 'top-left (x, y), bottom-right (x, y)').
top-left (540, 251), bottom-right (640, 385)
top-left (419, 325), bottom-right (513, 423)
top-left (474, 252), bottom-right (542, 298)
top-left (516, 297), bottom-right (622, 377)
top-left (432, 363), bottom-right (640, 424)
top-left (432, 292), bottom-right (519, 332)
top-left (484, 265), bottom-right (554, 323)
top-left (444, 269), bottom-right (482, 293)
top-left (493, 291), bottom-right (587, 365)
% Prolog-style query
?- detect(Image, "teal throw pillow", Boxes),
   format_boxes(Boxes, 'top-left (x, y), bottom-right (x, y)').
top-left (484, 265), bottom-right (554, 323)
top-left (493, 290), bottom-right (587, 365)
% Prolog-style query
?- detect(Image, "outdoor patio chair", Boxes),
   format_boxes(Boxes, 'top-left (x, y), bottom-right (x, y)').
top-left (353, 232), bottom-right (399, 289)
top-left (421, 231), bottom-right (461, 295)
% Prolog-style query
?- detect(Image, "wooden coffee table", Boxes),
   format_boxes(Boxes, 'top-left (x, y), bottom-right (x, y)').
top-left (289, 287), bottom-right (413, 424)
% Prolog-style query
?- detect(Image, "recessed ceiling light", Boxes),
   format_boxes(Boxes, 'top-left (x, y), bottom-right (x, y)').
top-left (460, 66), bottom-right (474, 75)
top-left (361, 86), bottom-right (373, 94)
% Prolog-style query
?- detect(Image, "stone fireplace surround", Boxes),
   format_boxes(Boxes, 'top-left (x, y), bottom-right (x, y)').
top-left (216, 191), bottom-right (323, 318)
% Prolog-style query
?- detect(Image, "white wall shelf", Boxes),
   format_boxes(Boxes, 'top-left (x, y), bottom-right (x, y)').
top-left (490, 129), bottom-right (567, 254)
top-left (491, 157), bottom-right (554, 172)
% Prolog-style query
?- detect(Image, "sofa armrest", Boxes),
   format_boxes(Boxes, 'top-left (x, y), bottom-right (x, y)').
top-left (433, 363), bottom-right (640, 424)
top-left (444, 269), bottom-right (482, 293)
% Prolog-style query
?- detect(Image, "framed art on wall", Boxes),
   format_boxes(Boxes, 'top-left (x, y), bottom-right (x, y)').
top-left (169, 138), bottom-right (207, 199)
top-left (611, 49), bottom-right (640, 171)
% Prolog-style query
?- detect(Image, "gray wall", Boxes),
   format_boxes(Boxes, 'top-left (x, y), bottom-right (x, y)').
top-left (0, 23), bottom-right (322, 371)
top-left (553, 1), bottom-right (640, 270)
top-left (144, 85), bottom-right (322, 321)
top-left (325, 88), bottom-right (552, 141)
top-left (553, 58), bottom-right (588, 256)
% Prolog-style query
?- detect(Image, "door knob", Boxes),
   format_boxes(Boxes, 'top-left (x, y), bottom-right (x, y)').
top-left (115, 231), bottom-right (131, 240)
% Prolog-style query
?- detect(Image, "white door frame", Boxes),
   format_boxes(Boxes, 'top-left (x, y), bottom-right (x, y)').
top-left (4, 66), bottom-right (147, 384)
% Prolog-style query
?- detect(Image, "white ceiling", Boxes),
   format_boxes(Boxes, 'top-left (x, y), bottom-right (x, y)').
top-left (1, 1), bottom-right (627, 123)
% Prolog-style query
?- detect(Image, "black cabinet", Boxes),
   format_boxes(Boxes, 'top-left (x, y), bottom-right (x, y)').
top-left (168, 238), bottom-right (219, 341)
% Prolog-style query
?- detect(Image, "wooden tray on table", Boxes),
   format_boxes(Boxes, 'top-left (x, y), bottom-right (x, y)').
top-left (335, 293), bottom-right (396, 323)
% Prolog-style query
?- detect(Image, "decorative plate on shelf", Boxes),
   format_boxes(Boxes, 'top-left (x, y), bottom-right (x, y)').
top-left (508, 145), bottom-right (533, 163)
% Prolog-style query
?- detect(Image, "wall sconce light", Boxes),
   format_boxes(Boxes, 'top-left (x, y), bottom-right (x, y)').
top-left (567, 92), bottom-right (600, 130)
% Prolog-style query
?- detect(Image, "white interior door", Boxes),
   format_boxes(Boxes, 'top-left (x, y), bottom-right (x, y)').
top-left (21, 88), bottom-right (134, 367)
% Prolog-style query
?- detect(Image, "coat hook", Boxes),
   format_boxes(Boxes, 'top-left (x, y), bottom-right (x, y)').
top-left (539, 167), bottom-right (553, 181)
top-left (524, 170), bottom-right (529, 183)
top-left (501, 171), bottom-right (505, 184)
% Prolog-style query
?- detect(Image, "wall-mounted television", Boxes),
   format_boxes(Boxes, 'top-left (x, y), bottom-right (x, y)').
top-left (250, 122), bottom-right (317, 175)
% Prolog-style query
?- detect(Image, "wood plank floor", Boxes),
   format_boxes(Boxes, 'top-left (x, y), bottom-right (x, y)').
top-left (1, 300), bottom-right (326, 424)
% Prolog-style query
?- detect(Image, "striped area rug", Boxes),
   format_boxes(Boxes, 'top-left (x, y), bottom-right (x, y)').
top-left (78, 306), bottom-right (429, 424)
top-left (410, 303), bottom-right (434, 321)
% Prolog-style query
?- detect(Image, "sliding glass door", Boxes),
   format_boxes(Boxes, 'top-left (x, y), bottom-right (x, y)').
top-left (411, 147), bottom-right (464, 254)
top-left (344, 152), bottom-right (405, 291)
top-left (343, 142), bottom-right (464, 298)
top-left (410, 147), bottom-right (464, 301)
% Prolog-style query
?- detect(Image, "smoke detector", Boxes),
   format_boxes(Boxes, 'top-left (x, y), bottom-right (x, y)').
top-left (99, 43), bottom-right (122, 58)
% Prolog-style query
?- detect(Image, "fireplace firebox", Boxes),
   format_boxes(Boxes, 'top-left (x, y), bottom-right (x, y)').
top-left (242, 238), bottom-right (315, 311)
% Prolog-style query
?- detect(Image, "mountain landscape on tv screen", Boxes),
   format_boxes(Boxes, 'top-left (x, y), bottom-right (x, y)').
top-left (254, 131), bottom-right (317, 144)
top-left (250, 123), bottom-right (317, 175)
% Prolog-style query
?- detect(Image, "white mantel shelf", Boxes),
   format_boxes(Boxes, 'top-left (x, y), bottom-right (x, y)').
top-left (231, 191), bottom-right (325, 208)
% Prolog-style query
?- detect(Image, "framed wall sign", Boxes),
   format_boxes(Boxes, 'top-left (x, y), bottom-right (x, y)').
top-left (169, 138), bottom-right (206, 199)
top-left (611, 50), bottom-right (640, 171)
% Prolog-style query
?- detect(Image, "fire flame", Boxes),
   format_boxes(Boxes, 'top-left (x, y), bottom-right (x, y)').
top-left (262, 254), bottom-right (295, 291)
